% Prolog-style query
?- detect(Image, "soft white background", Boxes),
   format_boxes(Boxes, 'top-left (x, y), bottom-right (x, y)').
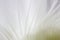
top-left (0, 0), bottom-right (60, 40)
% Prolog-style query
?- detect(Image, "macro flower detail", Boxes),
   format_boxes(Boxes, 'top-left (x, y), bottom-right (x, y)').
top-left (0, 0), bottom-right (60, 40)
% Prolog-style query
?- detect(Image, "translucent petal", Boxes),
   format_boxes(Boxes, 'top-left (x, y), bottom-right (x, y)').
top-left (0, 0), bottom-right (60, 40)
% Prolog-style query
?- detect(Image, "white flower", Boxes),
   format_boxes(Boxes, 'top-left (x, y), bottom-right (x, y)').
top-left (0, 0), bottom-right (60, 40)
